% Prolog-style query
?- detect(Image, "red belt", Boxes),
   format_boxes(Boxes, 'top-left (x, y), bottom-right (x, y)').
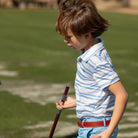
top-left (77, 119), bottom-right (110, 128)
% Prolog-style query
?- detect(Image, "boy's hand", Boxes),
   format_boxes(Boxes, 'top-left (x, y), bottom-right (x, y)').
top-left (56, 96), bottom-right (76, 110)
top-left (56, 100), bottom-right (64, 110)
top-left (92, 129), bottom-right (111, 138)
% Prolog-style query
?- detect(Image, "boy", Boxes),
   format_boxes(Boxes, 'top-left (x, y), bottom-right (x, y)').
top-left (56, 0), bottom-right (128, 137)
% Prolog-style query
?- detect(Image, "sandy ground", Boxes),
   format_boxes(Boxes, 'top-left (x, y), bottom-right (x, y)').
top-left (95, 0), bottom-right (138, 15)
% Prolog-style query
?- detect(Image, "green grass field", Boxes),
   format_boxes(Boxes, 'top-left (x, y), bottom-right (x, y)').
top-left (0, 9), bottom-right (138, 137)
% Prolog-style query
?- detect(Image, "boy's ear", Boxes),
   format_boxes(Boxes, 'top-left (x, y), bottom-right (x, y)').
top-left (85, 32), bottom-right (92, 39)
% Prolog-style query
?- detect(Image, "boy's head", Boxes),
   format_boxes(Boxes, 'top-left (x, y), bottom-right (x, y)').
top-left (57, 0), bottom-right (75, 11)
top-left (56, 0), bottom-right (109, 38)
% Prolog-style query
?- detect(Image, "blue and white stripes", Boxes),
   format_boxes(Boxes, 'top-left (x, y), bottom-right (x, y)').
top-left (75, 38), bottom-right (119, 118)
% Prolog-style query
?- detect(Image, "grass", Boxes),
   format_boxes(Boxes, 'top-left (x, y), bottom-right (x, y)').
top-left (0, 91), bottom-right (54, 136)
top-left (0, 9), bottom-right (138, 137)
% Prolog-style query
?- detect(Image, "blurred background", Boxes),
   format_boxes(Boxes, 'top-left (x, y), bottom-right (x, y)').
top-left (0, 0), bottom-right (137, 10)
top-left (0, 0), bottom-right (138, 138)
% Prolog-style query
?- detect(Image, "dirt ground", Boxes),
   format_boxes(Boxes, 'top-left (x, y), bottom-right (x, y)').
top-left (95, 0), bottom-right (138, 15)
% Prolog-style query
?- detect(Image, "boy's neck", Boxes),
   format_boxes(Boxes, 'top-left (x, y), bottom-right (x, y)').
top-left (84, 37), bottom-right (98, 52)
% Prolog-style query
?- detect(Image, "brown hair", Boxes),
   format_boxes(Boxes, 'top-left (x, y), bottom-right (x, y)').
top-left (56, 0), bottom-right (109, 37)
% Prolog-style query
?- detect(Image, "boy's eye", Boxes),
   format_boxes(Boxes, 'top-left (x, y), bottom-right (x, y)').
top-left (65, 36), bottom-right (72, 40)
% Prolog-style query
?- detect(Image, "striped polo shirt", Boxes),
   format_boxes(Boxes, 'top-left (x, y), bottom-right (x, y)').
top-left (75, 38), bottom-right (119, 119)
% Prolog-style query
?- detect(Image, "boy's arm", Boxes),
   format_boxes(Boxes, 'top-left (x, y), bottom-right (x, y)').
top-left (92, 80), bottom-right (128, 138)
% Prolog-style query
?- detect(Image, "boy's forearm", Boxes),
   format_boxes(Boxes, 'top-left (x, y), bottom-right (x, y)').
top-left (108, 95), bottom-right (128, 135)
top-left (67, 98), bottom-right (76, 108)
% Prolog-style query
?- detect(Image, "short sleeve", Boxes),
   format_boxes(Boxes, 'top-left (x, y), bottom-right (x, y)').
top-left (93, 61), bottom-right (120, 89)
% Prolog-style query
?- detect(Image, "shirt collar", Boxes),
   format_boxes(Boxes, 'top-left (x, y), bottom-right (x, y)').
top-left (78, 38), bottom-right (105, 62)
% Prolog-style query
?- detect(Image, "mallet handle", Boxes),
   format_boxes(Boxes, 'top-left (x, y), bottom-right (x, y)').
top-left (49, 86), bottom-right (69, 138)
